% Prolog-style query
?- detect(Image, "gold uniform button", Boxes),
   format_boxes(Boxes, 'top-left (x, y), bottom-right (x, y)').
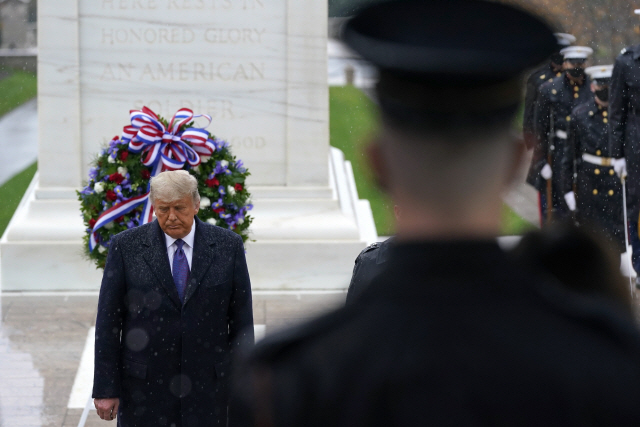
top-left (549, 78), bottom-right (553, 82)
top-left (540, 74), bottom-right (546, 79)
top-left (595, 169), bottom-right (601, 175)
top-left (596, 150), bottom-right (602, 155)
top-left (603, 111), bottom-right (608, 117)
top-left (609, 190), bottom-right (614, 196)
top-left (589, 111), bottom-right (594, 116)
top-left (566, 116), bottom-right (571, 121)
top-left (574, 86), bottom-right (579, 92)
top-left (603, 118), bottom-right (608, 123)
top-left (610, 169), bottom-right (615, 175)
top-left (557, 72), bottom-right (562, 77)
top-left (593, 189), bottom-right (598, 195)
top-left (552, 89), bottom-right (558, 94)
top-left (574, 93), bottom-right (579, 99)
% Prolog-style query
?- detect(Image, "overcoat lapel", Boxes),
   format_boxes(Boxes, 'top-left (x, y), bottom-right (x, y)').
top-left (142, 221), bottom-right (182, 310)
top-left (184, 217), bottom-right (217, 305)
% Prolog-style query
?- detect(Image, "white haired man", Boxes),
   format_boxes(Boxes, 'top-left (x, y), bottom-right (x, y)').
top-left (92, 170), bottom-right (254, 426)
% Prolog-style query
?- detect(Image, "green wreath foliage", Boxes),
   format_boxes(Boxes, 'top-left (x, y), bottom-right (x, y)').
top-left (77, 115), bottom-right (253, 269)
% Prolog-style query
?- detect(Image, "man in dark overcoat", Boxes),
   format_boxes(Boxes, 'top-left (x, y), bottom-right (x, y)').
top-left (560, 65), bottom-right (625, 253)
top-left (92, 170), bottom-right (254, 426)
top-left (533, 45), bottom-right (593, 222)
top-left (609, 11), bottom-right (640, 286)
top-left (230, 1), bottom-right (640, 425)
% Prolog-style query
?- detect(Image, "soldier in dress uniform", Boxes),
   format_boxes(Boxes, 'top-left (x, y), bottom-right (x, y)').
top-left (609, 8), bottom-right (640, 288)
top-left (532, 46), bottom-right (594, 223)
top-left (560, 65), bottom-right (625, 253)
top-left (230, 1), bottom-right (640, 425)
top-left (523, 33), bottom-right (576, 149)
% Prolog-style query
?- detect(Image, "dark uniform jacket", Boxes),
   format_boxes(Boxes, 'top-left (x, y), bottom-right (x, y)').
top-left (562, 102), bottom-right (625, 252)
top-left (345, 237), bottom-right (393, 305)
top-left (232, 240), bottom-right (640, 426)
top-left (523, 63), bottom-right (562, 139)
top-left (93, 217), bottom-right (254, 427)
top-left (530, 74), bottom-right (592, 193)
top-left (610, 44), bottom-right (640, 219)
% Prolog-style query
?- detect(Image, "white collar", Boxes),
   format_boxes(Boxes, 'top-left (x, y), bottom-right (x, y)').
top-left (164, 220), bottom-right (196, 249)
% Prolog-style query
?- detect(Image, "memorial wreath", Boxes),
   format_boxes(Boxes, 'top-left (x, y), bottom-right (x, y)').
top-left (77, 107), bottom-right (253, 269)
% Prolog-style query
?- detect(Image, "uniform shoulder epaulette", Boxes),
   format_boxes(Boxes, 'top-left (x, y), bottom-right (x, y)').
top-left (361, 242), bottom-right (380, 254)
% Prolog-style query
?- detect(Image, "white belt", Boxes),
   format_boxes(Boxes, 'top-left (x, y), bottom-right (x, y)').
top-left (555, 130), bottom-right (567, 139)
top-left (582, 153), bottom-right (613, 166)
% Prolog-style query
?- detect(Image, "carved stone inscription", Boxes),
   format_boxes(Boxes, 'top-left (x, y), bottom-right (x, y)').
top-left (79, 0), bottom-right (288, 185)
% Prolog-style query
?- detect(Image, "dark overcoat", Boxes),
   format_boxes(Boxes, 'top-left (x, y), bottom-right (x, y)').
top-left (345, 237), bottom-right (393, 305)
top-left (93, 216), bottom-right (254, 427)
top-left (232, 240), bottom-right (640, 426)
top-left (609, 44), bottom-right (640, 220)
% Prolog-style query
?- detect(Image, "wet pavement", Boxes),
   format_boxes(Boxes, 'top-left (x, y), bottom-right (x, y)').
top-left (0, 291), bottom-right (345, 427)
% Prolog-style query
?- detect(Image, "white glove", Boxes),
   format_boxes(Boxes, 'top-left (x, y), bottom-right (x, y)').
top-left (564, 191), bottom-right (576, 211)
top-left (613, 158), bottom-right (627, 178)
top-left (540, 163), bottom-right (552, 180)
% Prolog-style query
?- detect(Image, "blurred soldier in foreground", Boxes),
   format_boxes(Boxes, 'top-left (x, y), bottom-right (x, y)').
top-left (231, 1), bottom-right (640, 425)
top-left (523, 33), bottom-right (575, 149)
top-left (609, 8), bottom-right (640, 288)
top-left (533, 46), bottom-right (593, 223)
top-left (346, 206), bottom-right (399, 305)
top-left (561, 65), bottom-right (625, 254)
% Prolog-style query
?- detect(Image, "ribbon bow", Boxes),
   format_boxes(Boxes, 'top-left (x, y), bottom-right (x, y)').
top-left (88, 107), bottom-right (216, 252)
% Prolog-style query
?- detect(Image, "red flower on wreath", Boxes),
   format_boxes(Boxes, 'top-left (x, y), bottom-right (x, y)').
top-left (109, 173), bottom-right (125, 184)
top-left (89, 218), bottom-right (97, 228)
top-left (206, 177), bottom-right (220, 187)
top-left (141, 169), bottom-right (151, 180)
top-left (213, 207), bottom-right (225, 213)
top-left (120, 151), bottom-right (129, 161)
top-left (234, 183), bottom-right (243, 192)
top-left (106, 190), bottom-right (118, 201)
top-left (115, 216), bottom-right (124, 223)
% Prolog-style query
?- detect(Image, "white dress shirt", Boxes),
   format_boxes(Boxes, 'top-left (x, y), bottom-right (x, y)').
top-left (164, 222), bottom-right (195, 273)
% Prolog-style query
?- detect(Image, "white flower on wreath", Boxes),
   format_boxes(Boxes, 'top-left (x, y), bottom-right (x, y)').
top-left (200, 155), bottom-right (211, 164)
top-left (98, 245), bottom-right (107, 254)
top-left (94, 182), bottom-right (105, 194)
top-left (104, 221), bottom-right (114, 230)
top-left (108, 156), bottom-right (116, 164)
top-left (227, 186), bottom-right (236, 196)
top-left (200, 196), bottom-right (211, 208)
top-left (206, 218), bottom-right (217, 225)
top-left (237, 218), bottom-right (244, 225)
top-left (192, 165), bottom-right (200, 173)
top-left (117, 166), bottom-right (128, 176)
top-left (220, 160), bottom-right (229, 168)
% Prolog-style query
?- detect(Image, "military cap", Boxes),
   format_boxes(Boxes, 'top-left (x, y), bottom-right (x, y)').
top-left (342, 0), bottom-right (557, 129)
top-left (560, 46), bottom-right (594, 60)
top-left (585, 65), bottom-right (613, 83)
top-left (555, 33), bottom-right (577, 47)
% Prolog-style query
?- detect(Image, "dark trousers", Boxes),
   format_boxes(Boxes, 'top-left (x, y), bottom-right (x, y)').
top-left (539, 191), bottom-right (569, 227)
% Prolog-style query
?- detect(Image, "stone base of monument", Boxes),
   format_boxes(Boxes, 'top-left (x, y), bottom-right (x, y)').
top-left (0, 148), bottom-right (376, 291)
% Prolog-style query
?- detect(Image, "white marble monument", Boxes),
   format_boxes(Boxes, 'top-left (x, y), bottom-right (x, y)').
top-left (0, 0), bottom-right (376, 291)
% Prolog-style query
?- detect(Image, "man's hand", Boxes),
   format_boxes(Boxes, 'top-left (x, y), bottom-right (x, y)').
top-left (614, 158), bottom-right (627, 178)
top-left (95, 398), bottom-right (119, 421)
top-left (541, 163), bottom-right (552, 180)
top-left (564, 191), bottom-right (576, 211)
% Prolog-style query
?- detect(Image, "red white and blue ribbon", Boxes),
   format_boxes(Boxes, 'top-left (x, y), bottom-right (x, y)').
top-left (88, 107), bottom-right (216, 252)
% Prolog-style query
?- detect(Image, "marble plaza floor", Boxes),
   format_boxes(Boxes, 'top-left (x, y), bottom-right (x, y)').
top-left (0, 291), bottom-right (346, 427)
